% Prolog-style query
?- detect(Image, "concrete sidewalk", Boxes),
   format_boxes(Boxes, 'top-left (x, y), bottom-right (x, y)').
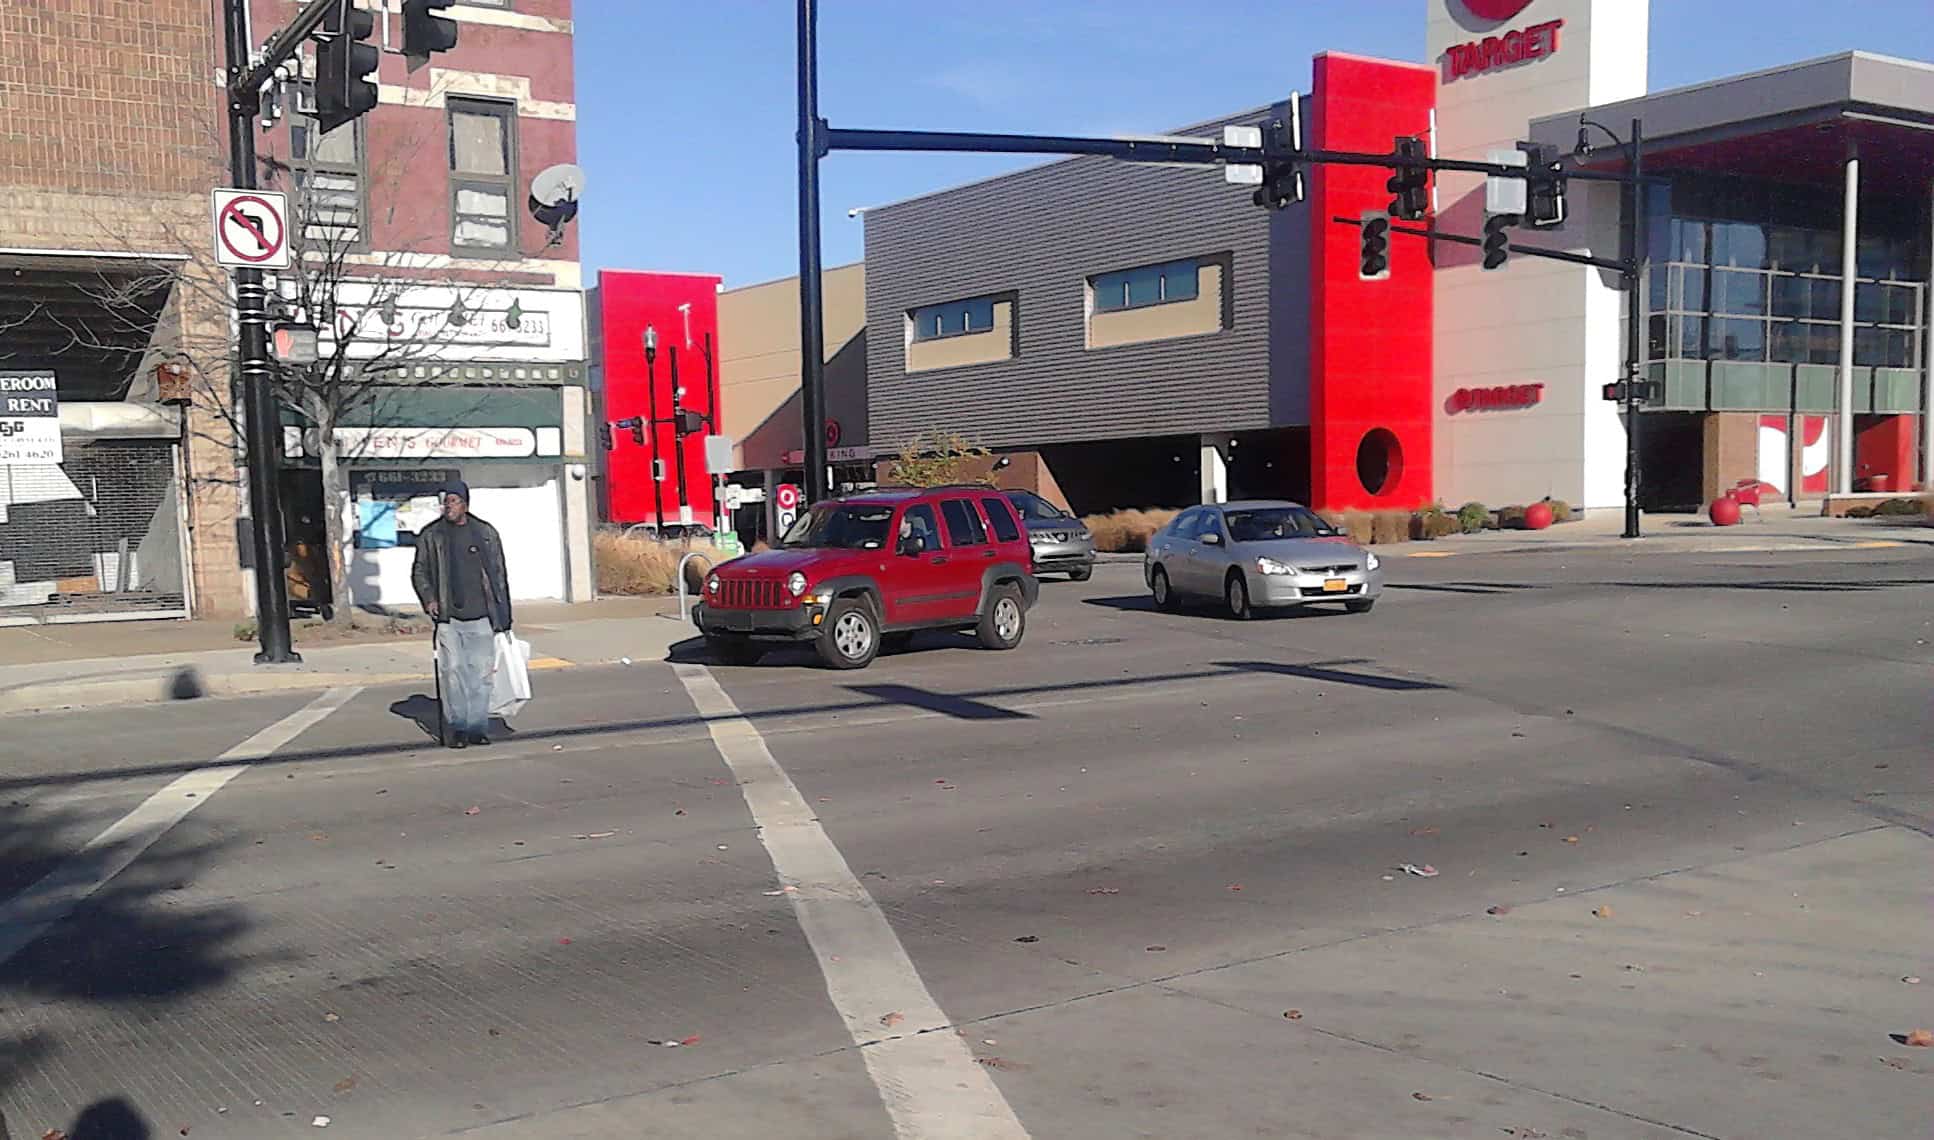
top-left (0, 595), bottom-right (700, 715)
top-left (1390, 503), bottom-right (1933, 558)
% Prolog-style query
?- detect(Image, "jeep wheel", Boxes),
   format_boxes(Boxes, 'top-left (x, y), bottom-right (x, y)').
top-left (817, 599), bottom-right (879, 669)
top-left (705, 635), bottom-right (764, 666)
top-left (975, 584), bottom-right (1026, 650)
top-left (1151, 566), bottom-right (1180, 612)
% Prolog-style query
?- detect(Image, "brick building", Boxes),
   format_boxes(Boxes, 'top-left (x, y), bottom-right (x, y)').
top-left (0, 1), bottom-right (589, 626)
top-left (0, 0), bottom-right (234, 620)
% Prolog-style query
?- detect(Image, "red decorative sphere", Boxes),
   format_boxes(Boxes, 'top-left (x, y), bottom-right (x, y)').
top-left (1523, 501), bottom-right (1553, 530)
top-left (1708, 495), bottom-right (1742, 527)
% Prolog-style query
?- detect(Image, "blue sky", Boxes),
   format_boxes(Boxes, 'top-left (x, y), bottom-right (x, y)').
top-left (575, 1), bottom-right (1934, 288)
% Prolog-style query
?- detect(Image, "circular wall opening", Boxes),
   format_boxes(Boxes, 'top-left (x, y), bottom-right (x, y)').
top-left (1355, 428), bottom-right (1404, 497)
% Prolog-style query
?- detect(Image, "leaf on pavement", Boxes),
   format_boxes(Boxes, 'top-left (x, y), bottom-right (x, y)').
top-left (975, 1056), bottom-right (1026, 1070)
top-left (680, 1035), bottom-right (701, 1046)
top-left (1486, 905), bottom-right (1512, 916)
top-left (1086, 887), bottom-right (1120, 895)
top-left (1904, 1028), bottom-right (1934, 1047)
top-left (333, 1076), bottom-right (356, 1093)
top-left (322, 1012), bottom-right (340, 1022)
top-left (464, 806), bottom-right (481, 816)
top-left (1283, 1009), bottom-right (1303, 1020)
top-left (1013, 935), bottom-right (1039, 943)
top-left (43, 1131), bottom-right (69, 1140)
top-left (574, 832), bottom-right (616, 840)
top-left (880, 1012), bottom-right (904, 1028)
top-left (1411, 1091), bottom-right (1433, 1101)
top-left (1408, 826), bottom-right (1439, 837)
top-left (1145, 945), bottom-right (1167, 952)
top-left (1563, 835), bottom-right (1580, 844)
top-left (1593, 906), bottom-right (1614, 919)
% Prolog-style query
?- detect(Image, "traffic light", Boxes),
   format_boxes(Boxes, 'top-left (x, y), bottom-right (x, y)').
top-left (315, 0), bottom-right (379, 134)
top-left (401, 0), bottom-right (460, 73)
top-left (1482, 213), bottom-right (1518, 270)
top-left (1359, 213), bottom-right (1390, 280)
top-left (674, 409), bottom-right (706, 435)
top-left (627, 418), bottom-right (646, 446)
top-left (1250, 105), bottom-right (1304, 210)
top-left (1602, 379), bottom-right (1663, 404)
top-left (598, 422), bottom-right (614, 451)
top-left (1386, 135), bottom-right (1430, 221)
top-left (1519, 141), bottom-right (1567, 229)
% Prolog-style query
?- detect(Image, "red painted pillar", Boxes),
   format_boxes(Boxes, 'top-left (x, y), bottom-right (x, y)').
top-left (1306, 52), bottom-right (1437, 512)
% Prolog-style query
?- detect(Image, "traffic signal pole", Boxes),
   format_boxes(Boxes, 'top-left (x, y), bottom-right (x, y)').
top-left (1622, 118), bottom-right (1646, 540)
top-left (795, 0), bottom-right (830, 504)
top-left (222, 0), bottom-right (302, 664)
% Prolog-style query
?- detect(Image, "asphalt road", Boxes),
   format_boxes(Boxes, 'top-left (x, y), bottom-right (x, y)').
top-left (2, 540), bottom-right (1931, 1139)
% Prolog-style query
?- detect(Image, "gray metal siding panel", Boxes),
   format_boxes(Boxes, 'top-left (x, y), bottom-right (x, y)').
top-left (864, 124), bottom-right (1291, 451)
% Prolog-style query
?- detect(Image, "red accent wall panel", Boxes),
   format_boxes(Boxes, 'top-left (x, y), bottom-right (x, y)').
top-left (1307, 53), bottom-right (1437, 511)
top-left (596, 271), bottom-right (723, 525)
top-left (1855, 413), bottom-right (1920, 490)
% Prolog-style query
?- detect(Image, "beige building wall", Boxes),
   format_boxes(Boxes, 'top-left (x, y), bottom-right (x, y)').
top-left (718, 262), bottom-right (866, 468)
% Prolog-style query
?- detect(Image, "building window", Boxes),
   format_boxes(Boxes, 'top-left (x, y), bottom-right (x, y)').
top-left (290, 83), bottom-right (365, 249)
top-left (909, 297), bottom-right (996, 342)
top-left (1091, 259), bottom-right (1200, 313)
top-left (448, 98), bottom-right (517, 254)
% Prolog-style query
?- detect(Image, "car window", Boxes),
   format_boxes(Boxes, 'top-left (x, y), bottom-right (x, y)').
top-left (782, 503), bottom-right (894, 549)
top-left (1169, 508), bottom-right (1203, 541)
top-left (980, 497), bottom-right (1022, 543)
top-left (939, 498), bottom-right (988, 546)
top-left (1198, 511), bottom-right (1226, 541)
top-left (1006, 490), bottom-right (1067, 522)
top-left (899, 503), bottom-right (940, 550)
top-left (1224, 506), bottom-right (1339, 542)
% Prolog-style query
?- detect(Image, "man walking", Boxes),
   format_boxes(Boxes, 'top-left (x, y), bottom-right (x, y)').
top-left (411, 480), bottom-right (512, 748)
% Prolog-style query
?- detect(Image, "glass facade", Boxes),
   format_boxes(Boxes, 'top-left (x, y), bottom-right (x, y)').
top-left (1643, 177), bottom-right (1927, 371)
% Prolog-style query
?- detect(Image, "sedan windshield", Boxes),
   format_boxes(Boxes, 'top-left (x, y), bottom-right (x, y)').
top-left (1223, 507), bottom-right (1338, 542)
top-left (1007, 490), bottom-right (1069, 521)
top-left (782, 503), bottom-right (894, 549)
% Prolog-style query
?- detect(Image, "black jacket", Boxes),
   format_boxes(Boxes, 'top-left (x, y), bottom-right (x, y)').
top-left (411, 515), bottom-right (512, 632)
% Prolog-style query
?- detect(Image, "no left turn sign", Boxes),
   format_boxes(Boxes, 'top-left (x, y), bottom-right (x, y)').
top-left (212, 188), bottom-right (291, 269)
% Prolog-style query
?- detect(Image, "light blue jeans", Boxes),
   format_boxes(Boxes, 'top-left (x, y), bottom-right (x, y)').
top-left (436, 617), bottom-right (495, 735)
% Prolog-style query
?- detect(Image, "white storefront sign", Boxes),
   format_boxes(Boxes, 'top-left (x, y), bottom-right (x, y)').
top-left (284, 425), bottom-right (565, 460)
top-left (0, 371), bottom-right (62, 466)
top-left (307, 282), bottom-right (586, 363)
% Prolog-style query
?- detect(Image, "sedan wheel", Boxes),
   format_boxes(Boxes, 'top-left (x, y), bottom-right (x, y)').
top-left (1226, 573), bottom-right (1254, 621)
top-left (1151, 566), bottom-right (1180, 612)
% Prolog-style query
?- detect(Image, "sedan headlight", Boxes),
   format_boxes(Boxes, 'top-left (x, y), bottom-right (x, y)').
top-left (1256, 557), bottom-right (1295, 576)
top-left (786, 571), bottom-right (808, 596)
top-left (706, 573), bottom-right (720, 593)
top-left (1365, 551), bottom-right (1381, 571)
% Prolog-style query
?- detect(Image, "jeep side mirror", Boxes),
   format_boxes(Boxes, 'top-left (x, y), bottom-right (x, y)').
top-left (898, 534), bottom-right (926, 556)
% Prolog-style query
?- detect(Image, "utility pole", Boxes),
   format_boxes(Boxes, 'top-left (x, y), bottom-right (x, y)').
top-left (644, 326), bottom-right (666, 531)
top-left (223, 0), bottom-right (300, 663)
top-left (795, 0), bottom-right (830, 505)
top-left (1623, 117), bottom-right (1646, 540)
top-left (670, 346), bottom-right (690, 525)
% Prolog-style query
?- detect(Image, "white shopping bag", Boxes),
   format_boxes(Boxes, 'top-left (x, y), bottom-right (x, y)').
top-left (489, 632), bottom-right (533, 719)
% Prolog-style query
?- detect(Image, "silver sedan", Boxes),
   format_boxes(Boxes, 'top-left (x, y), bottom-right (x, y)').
top-left (1144, 500), bottom-right (1384, 619)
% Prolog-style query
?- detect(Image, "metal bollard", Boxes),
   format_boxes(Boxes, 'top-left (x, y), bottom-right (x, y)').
top-left (675, 550), bottom-right (713, 622)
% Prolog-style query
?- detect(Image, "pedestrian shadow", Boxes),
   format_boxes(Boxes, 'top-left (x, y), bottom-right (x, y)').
top-left (386, 694), bottom-right (517, 742)
top-left (846, 683), bottom-right (1034, 721)
top-left (65, 1096), bottom-right (151, 1139)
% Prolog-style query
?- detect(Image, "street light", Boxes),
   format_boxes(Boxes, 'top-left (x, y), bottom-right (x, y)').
top-left (1575, 114), bottom-right (1647, 540)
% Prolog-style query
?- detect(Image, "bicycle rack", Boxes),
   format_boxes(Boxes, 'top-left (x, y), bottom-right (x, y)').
top-left (675, 550), bottom-right (714, 622)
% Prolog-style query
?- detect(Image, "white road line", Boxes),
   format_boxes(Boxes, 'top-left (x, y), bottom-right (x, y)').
top-left (0, 685), bottom-right (363, 968)
top-left (674, 663), bottom-right (1031, 1140)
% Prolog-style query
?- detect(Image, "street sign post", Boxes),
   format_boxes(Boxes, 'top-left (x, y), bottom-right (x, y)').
top-left (212, 188), bottom-right (291, 269)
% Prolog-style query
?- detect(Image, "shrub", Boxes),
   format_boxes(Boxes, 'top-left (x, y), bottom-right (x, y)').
top-left (1545, 498), bottom-right (1574, 523)
top-left (885, 430), bottom-right (993, 487)
top-left (1082, 508), bottom-right (1180, 553)
top-left (1498, 504), bottom-right (1528, 530)
top-left (1412, 502), bottom-right (1458, 541)
top-left (1455, 501), bottom-right (1489, 534)
top-left (1370, 510), bottom-right (1410, 545)
top-left (1872, 496), bottom-right (1930, 517)
top-left (595, 530), bottom-right (722, 595)
top-left (232, 620), bottom-right (257, 642)
top-left (1844, 505), bottom-right (1875, 519)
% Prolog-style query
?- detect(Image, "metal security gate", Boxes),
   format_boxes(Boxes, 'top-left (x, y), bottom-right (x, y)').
top-left (0, 440), bottom-right (188, 623)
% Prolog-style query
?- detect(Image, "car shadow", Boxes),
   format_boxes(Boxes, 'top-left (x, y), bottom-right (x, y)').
top-left (1083, 595), bottom-right (1333, 620)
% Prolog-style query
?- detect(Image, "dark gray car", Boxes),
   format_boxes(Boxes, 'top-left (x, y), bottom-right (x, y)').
top-left (1005, 490), bottom-right (1096, 580)
top-left (1144, 500), bottom-right (1383, 619)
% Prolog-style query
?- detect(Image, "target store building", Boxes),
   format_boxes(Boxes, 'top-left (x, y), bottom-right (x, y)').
top-left (857, 0), bottom-right (1933, 515)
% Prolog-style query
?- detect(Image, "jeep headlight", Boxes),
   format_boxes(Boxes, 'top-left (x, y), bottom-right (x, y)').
top-left (1256, 557), bottom-right (1294, 575)
top-left (706, 573), bottom-right (720, 593)
top-left (786, 571), bottom-right (808, 596)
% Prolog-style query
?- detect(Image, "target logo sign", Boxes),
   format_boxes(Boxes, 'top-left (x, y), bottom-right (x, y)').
top-left (775, 483), bottom-right (803, 534)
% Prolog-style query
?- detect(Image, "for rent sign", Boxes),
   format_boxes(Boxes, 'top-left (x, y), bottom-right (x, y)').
top-left (0, 371), bottom-right (61, 465)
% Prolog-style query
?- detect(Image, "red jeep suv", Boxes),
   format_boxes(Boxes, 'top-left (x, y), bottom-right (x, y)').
top-left (693, 486), bottom-right (1039, 669)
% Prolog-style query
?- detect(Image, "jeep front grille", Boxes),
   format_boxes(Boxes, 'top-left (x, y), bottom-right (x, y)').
top-left (717, 578), bottom-right (785, 610)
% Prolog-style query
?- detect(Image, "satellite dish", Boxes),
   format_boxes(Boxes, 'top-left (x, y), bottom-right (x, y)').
top-left (529, 164), bottom-right (585, 235)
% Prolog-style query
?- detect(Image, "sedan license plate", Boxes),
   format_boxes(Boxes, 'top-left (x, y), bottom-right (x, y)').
top-left (1322, 578), bottom-right (1348, 593)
